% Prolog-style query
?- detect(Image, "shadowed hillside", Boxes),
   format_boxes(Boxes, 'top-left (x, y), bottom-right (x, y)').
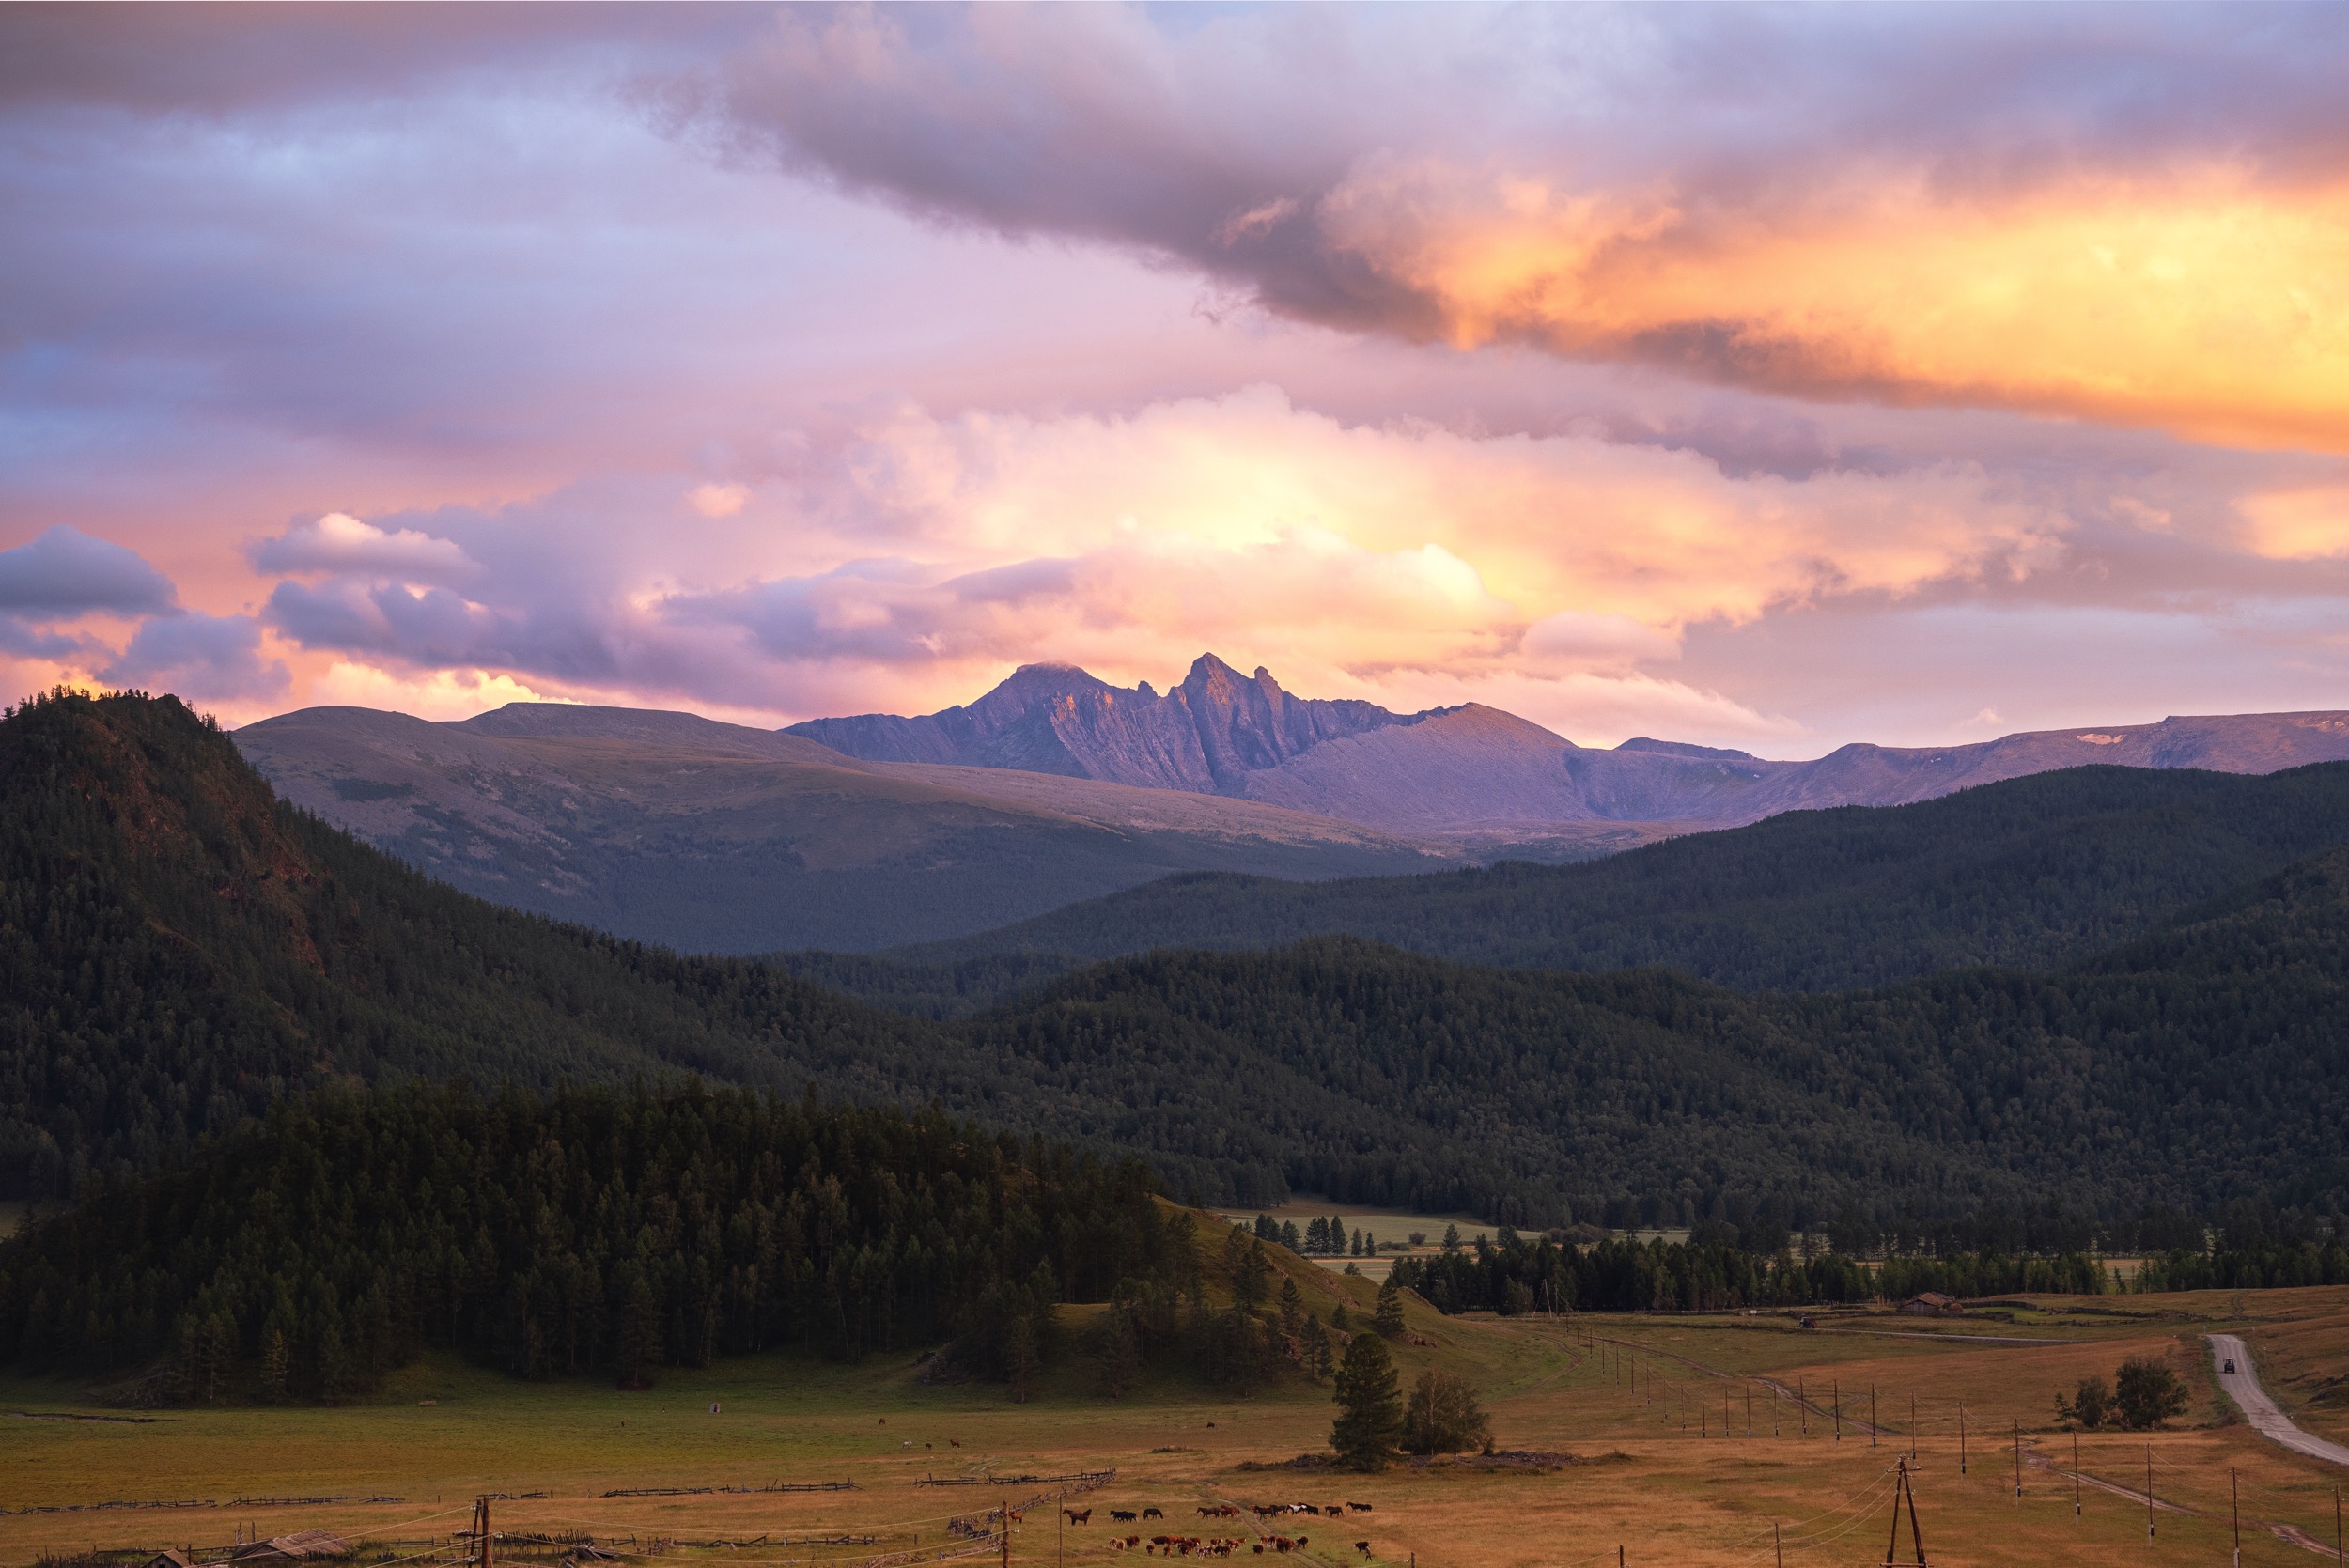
top-left (872, 762), bottom-right (2349, 995)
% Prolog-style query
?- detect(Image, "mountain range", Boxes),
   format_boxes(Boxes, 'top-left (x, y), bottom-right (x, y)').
top-left (232, 700), bottom-right (1447, 953)
top-left (19, 690), bottom-right (2349, 1231)
top-left (795, 652), bottom-right (2349, 842)
top-left (234, 651), bottom-right (2349, 952)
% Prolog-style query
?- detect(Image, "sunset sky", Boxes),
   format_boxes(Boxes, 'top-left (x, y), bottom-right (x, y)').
top-left (4, 4), bottom-right (2348, 753)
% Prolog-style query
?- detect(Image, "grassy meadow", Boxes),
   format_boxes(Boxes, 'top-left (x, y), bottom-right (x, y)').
top-left (7, 1242), bottom-right (2349, 1568)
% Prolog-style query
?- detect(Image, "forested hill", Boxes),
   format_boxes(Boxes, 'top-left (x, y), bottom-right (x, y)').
top-left (10, 691), bottom-right (2349, 1234)
top-left (957, 834), bottom-right (2349, 1227)
top-left (0, 690), bottom-right (918, 1196)
top-left (0, 1083), bottom-right (1196, 1399)
top-left (869, 762), bottom-right (2349, 996)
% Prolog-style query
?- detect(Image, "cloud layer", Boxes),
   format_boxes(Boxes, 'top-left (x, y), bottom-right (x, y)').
top-left (703, 6), bottom-right (2349, 448)
top-left (5, 6), bottom-right (2349, 751)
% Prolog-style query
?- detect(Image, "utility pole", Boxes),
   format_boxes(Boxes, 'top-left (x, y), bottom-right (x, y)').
top-left (2072, 1431), bottom-right (2081, 1520)
top-left (1872, 1384), bottom-right (1879, 1449)
top-left (1001, 1503), bottom-right (1012, 1568)
top-left (1881, 1456), bottom-right (1929, 1567)
top-left (1773, 1521), bottom-right (1781, 1568)
top-left (2013, 1420), bottom-right (2022, 1499)
top-left (2233, 1469), bottom-right (2242, 1568)
top-left (1747, 1385), bottom-right (1753, 1438)
top-left (1959, 1403), bottom-right (1967, 1476)
top-left (476, 1497), bottom-right (493, 1568)
top-left (2146, 1446), bottom-right (2155, 1542)
top-left (1833, 1379), bottom-right (1842, 1441)
top-left (1798, 1376), bottom-right (1807, 1436)
top-left (1908, 1394), bottom-right (1916, 1462)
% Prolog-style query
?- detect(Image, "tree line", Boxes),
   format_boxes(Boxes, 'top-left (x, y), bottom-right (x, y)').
top-left (0, 1080), bottom-right (1197, 1402)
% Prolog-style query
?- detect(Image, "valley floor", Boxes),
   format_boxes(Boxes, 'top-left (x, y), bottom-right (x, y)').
top-left (8, 1287), bottom-right (2349, 1568)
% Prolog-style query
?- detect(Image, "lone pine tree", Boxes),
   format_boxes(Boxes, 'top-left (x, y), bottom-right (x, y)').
top-left (1330, 1331), bottom-right (1405, 1469)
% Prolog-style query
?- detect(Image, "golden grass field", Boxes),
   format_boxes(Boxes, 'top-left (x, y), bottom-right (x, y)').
top-left (7, 1233), bottom-right (2349, 1568)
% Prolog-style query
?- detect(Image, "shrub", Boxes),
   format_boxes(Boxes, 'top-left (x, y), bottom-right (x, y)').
top-left (2055, 1374), bottom-right (2111, 1429)
top-left (1402, 1371), bottom-right (1491, 1454)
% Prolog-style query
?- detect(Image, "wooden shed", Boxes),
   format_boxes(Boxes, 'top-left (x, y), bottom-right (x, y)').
top-left (233, 1531), bottom-right (351, 1562)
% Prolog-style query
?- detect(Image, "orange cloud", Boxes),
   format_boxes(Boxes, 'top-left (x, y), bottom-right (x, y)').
top-left (2239, 485), bottom-right (2349, 559)
top-left (848, 387), bottom-right (2065, 640)
top-left (1315, 160), bottom-right (2349, 451)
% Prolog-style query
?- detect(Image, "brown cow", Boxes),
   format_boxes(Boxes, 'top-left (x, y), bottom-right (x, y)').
top-left (1354, 1545), bottom-right (1372, 1560)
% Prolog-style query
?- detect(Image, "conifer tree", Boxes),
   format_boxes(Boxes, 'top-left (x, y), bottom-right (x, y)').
top-left (1278, 1275), bottom-right (1304, 1335)
top-left (1375, 1276), bottom-right (1406, 1337)
top-left (1330, 1330), bottom-right (1404, 1469)
top-left (1300, 1314), bottom-right (1332, 1380)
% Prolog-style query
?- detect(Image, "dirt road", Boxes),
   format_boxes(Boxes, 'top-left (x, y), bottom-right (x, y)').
top-left (2208, 1331), bottom-right (2349, 1467)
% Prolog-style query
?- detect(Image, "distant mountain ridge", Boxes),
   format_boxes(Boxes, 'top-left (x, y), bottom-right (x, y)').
top-left (233, 700), bottom-right (1449, 953)
top-left (871, 761), bottom-right (2349, 996)
top-left (788, 653), bottom-right (1413, 793)
top-left (792, 654), bottom-right (2349, 840)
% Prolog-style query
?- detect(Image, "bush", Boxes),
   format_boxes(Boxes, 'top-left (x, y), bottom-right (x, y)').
top-left (1402, 1371), bottom-right (1491, 1454)
top-left (2114, 1356), bottom-right (2188, 1430)
top-left (2055, 1374), bottom-right (2111, 1429)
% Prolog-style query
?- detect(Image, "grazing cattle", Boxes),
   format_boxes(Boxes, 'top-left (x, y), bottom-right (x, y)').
top-left (1346, 1504), bottom-right (1372, 1514)
top-left (1125, 1539), bottom-right (1141, 1550)
top-left (1251, 1547), bottom-right (1263, 1556)
top-left (950, 1439), bottom-right (962, 1448)
top-left (925, 1443), bottom-right (933, 1450)
top-left (1272, 1539), bottom-right (1294, 1553)
top-left (1143, 1510), bottom-right (1164, 1521)
top-left (1066, 1510), bottom-right (1093, 1526)
top-left (1112, 1512), bottom-right (1138, 1523)
top-left (1354, 1545), bottom-right (1371, 1560)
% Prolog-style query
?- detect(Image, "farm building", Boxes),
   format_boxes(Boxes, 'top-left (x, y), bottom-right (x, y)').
top-left (232, 1532), bottom-right (351, 1562)
top-left (1899, 1291), bottom-right (1962, 1316)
